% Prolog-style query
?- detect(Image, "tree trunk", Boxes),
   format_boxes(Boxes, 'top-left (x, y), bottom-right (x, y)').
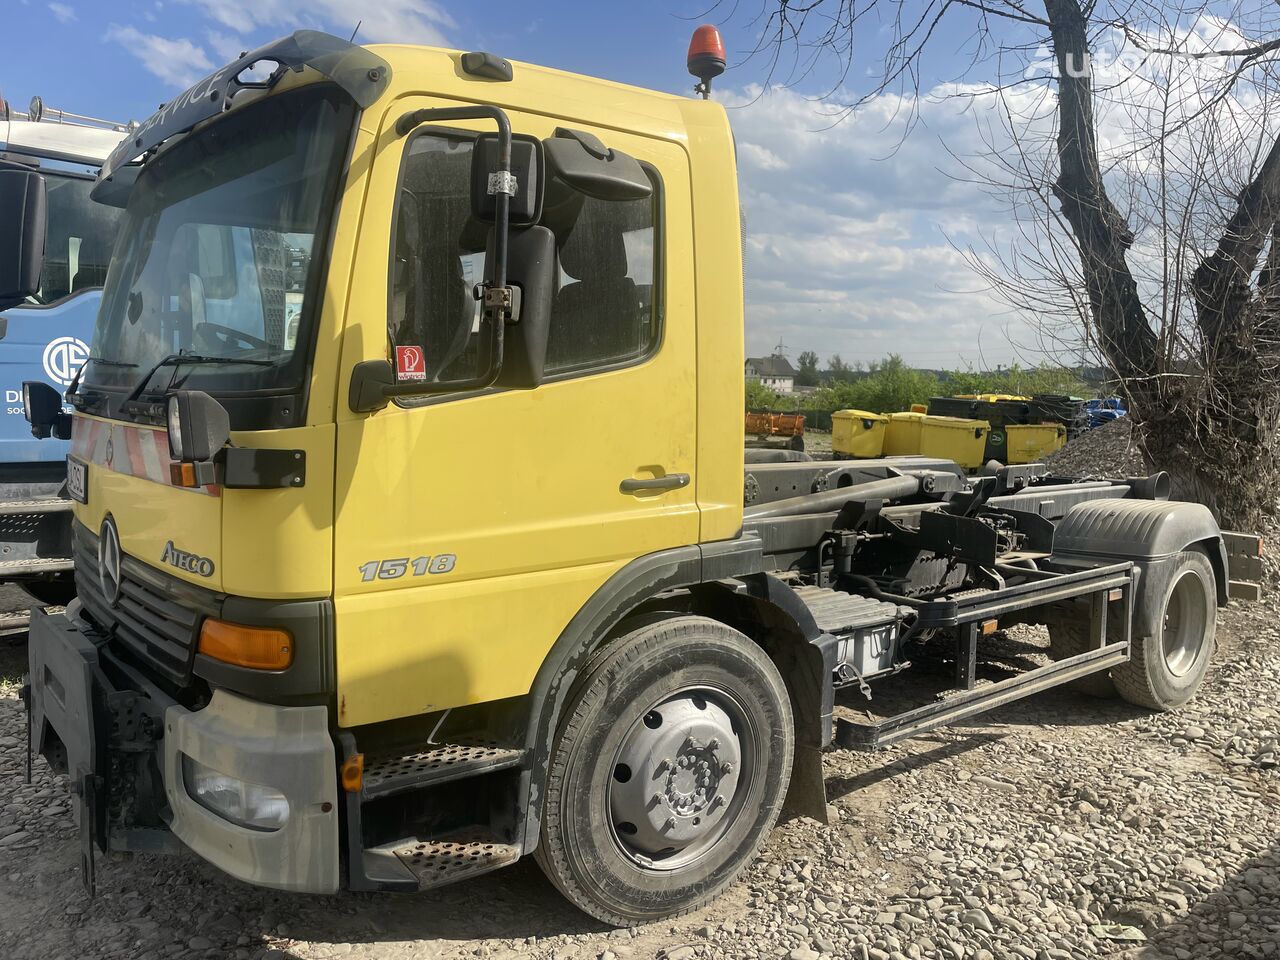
top-left (1043, 0), bottom-right (1280, 531)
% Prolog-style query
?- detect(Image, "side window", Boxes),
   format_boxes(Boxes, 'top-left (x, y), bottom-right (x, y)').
top-left (37, 174), bottom-right (121, 303)
top-left (543, 191), bottom-right (657, 375)
top-left (388, 131), bottom-right (662, 390)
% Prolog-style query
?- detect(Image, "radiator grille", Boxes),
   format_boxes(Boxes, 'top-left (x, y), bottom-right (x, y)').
top-left (74, 524), bottom-right (206, 688)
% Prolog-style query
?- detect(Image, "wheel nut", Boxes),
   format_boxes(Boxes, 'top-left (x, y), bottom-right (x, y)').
top-left (721, 761), bottom-right (734, 774)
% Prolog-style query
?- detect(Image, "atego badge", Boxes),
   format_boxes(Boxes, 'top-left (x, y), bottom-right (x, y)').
top-left (395, 345), bottom-right (426, 382)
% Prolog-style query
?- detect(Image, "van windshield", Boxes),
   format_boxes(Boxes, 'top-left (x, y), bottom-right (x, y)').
top-left (86, 85), bottom-right (354, 416)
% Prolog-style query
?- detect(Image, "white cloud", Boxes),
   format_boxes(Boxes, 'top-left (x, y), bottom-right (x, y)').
top-left (47, 2), bottom-right (75, 23)
top-left (723, 82), bottom-right (1041, 368)
top-left (721, 11), bottom-right (1277, 371)
top-left (105, 25), bottom-right (215, 89)
top-left (179, 0), bottom-right (454, 46)
top-left (204, 29), bottom-right (250, 63)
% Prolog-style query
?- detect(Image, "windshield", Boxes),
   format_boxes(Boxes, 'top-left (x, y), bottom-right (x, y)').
top-left (86, 84), bottom-right (354, 419)
top-left (30, 174), bottom-right (121, 304)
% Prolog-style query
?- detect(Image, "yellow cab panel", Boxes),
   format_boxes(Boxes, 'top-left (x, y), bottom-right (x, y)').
top-left (330, 47), bottom-right (715, 726)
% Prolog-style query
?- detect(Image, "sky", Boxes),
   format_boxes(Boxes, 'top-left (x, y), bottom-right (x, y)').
top-left (1, 0), bottom-right (1079, 369)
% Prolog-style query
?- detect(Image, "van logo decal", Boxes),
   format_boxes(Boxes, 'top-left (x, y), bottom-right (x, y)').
top-left (161, 540), bottom-right (215, 578)
top-left (43, 336), bottom-right (89, 386)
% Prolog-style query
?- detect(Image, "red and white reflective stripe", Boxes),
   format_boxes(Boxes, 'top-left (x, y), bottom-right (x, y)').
top-left (70, 417), bottom-right (220, 496)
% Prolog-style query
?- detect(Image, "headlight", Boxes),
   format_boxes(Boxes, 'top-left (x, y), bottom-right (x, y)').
top-left (166, 394), bottom-right (184, 460)
top-left (182, 754), bottom-right (289, 831)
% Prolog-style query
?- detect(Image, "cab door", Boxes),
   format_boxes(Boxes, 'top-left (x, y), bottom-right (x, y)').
top-left (331, 101), bottom-right (698, 728)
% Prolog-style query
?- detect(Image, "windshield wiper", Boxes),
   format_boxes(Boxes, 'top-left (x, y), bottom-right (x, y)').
top-left (66, 356), bottom-right (139, 411)
top-left (124, 352), bottom-right (277, 407)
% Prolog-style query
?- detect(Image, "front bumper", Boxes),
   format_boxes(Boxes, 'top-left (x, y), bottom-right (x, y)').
top-left (27, 606), bottom-right (340, 893)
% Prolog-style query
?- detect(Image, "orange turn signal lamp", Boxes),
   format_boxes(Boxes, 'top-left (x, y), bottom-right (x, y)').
top-left (198, 618), bottom-right (293, 670)
top-left (341, 753), bottom-right (364, 793)
top-left (981, 619), bottom-right (999, 636)
top-left (169, 460), bottom-right (218, 489)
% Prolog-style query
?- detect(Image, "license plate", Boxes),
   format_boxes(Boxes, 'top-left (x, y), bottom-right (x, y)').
top-left (67, 457), bottom-right (88, 504)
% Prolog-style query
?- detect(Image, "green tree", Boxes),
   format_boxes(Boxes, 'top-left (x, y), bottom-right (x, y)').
top-left (745, 381), bottom-right (782, 410)
top-left (828, 354), bottom-right (853, 383)
top-left (796, 350), bottom-right (820, 387)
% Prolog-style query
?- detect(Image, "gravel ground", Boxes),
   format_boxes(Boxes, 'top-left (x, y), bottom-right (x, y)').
top-left (2, 604), bottom-right (1277, 960)
top-left (1, 427), bottom-right (1276, 960)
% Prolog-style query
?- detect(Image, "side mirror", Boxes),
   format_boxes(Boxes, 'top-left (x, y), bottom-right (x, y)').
top-left (0, 165), bottom-right (47, 311)
top-left (166, 390), bottom-right (230, 487)
top-left (470, 133), bottom-right (544, 226)
top-left (543, 128), bottom-right (652, 202)
top-left (22, 380), bottom-right (71, 440)
top-left (492, 225), bottom-right (556, 389)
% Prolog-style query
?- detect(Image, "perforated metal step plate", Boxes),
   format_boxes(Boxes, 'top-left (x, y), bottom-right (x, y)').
top-left (392, 834), bottom-right (520, 890)
top-left (362, 740), bottom-right (525, 799)
top-left (0, 556), bottom-right (75, 574)
top-left (0, 498), bottom-right (74, 516)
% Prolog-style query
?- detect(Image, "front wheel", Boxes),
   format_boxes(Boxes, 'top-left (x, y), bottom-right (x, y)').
top-left (535, 615), bottom-right (794, 926)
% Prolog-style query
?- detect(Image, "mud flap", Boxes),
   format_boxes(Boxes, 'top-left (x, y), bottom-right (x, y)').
top-left (26, 608), bottom-right (110, 895)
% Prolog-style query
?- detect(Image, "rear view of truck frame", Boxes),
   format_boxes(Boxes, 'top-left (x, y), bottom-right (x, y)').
top-left (5, 30), bottom-right (1262, 927)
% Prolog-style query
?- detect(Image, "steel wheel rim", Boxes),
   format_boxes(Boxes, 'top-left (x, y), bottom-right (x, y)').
top-left (1162, 570), bottom-right (1208, 677)
top-left (606, 684), bottom-right (757, 872)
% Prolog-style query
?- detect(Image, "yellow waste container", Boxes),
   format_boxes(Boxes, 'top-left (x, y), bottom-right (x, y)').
top-left (884, 411), bottom-right (927, 456)
top-left (1006, 423), bottom-right (1067, 464)
top-left (918, 415), bottom-right (990, 468)
top-left (831, 410), bottom-right (888, 458)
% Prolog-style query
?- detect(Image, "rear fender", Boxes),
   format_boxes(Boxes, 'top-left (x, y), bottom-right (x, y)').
top-left (1052, 498), bottom-right (1229, 630)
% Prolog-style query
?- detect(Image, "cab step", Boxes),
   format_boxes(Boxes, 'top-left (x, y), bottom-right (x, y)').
top-left (0, 556), bottom-right (75, 574)
top-left (391, 831), bottom-right (521, 890)
top-left (361, 739), bottom-right (526, 801)
top-left (0, 498), bottom-right (74, 516)
top-left (359, 827), bottom-right (522, 892)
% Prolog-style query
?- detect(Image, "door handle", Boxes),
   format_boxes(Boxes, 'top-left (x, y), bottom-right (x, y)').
top-left (620, 473), bottom-right (690, 494)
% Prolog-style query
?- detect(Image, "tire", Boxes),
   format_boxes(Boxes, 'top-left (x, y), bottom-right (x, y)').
top-left (21, 577), bottom-right (76, 607)
top-left (1047, 617), bottom-right (1119, 699)
top-left (535, 615), bottom-right (794, 926)
top-left (1112, 550), bottom-right (1216, 710)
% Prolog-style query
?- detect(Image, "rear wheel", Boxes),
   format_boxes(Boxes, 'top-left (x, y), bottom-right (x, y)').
top-left (535, 615), bottom-right (794, 926)
top-left (1047, 617), bottom-right (1119, 699)
top-left (1112, 550), bottom-right (1216, 710)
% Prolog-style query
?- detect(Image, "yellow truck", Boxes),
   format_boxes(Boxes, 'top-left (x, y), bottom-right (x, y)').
top-left (2, 30), bottom-right (1263, 926)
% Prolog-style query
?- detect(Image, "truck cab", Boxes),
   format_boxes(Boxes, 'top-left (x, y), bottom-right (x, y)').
top-left (5, 31), bottom-right (1260, 926)
top-left (0, 96), bottom-right (125, 602)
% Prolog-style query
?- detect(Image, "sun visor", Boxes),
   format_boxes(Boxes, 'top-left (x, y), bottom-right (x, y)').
top-left (92, 30), bottom-right (390, 200)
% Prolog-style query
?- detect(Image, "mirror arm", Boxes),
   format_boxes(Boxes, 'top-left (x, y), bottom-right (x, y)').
top-left (379, 105), bottom-right (518, 405)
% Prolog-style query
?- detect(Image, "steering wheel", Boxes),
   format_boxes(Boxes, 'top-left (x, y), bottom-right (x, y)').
top-left (195, 323), bottom-right (271, 353)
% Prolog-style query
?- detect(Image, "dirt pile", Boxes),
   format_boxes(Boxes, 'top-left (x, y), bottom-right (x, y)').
top-left (1043, 418), bottom-right (1146, 479)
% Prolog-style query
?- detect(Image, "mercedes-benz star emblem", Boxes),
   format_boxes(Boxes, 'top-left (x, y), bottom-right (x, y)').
top-left (98, 516), bottom-right (123, 607)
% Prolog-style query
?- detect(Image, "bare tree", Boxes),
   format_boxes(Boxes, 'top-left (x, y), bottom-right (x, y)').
top-left (725, 0), bottom-right (1280, 528)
